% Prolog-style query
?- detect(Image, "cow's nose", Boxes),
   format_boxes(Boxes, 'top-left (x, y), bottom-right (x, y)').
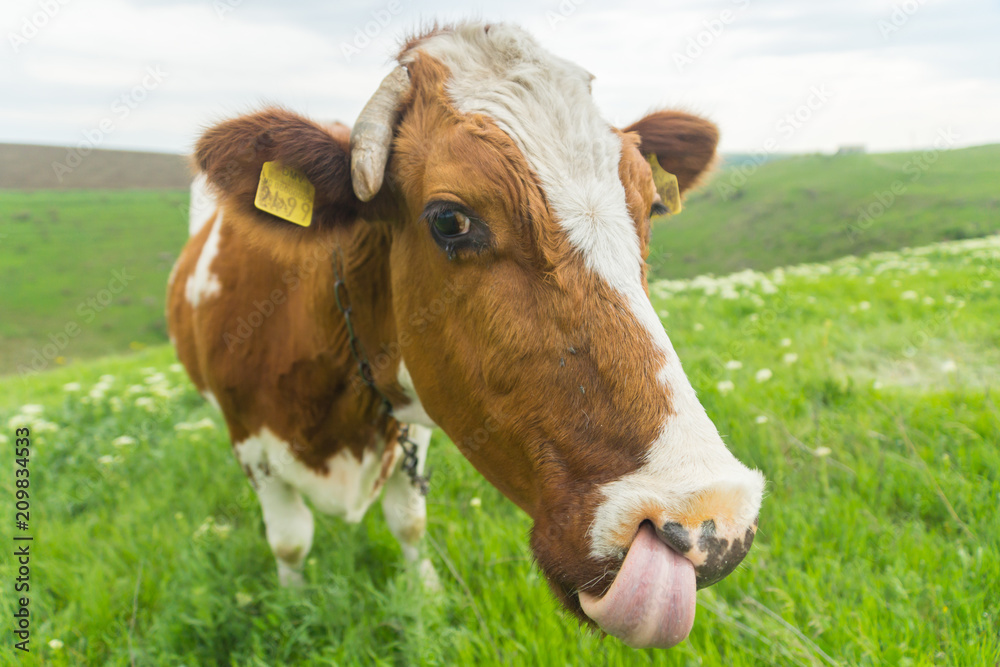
top-left (657, 517), bottom-right (758, 588)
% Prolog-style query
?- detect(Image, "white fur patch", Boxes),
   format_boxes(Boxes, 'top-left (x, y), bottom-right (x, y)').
top-left (381, 423), bottom-right (432, 562)
top-left (202, 390), bottom-right (222, 413)
top-left (185, 211), bottom-right (223, 308)
top-left (189, 173), bottom-right (217, 236)
top-left (411, 23), bottom-right (765, 559)
top-left (236, 427), bottom-right (394, 523)
top-left (393, 361), bottom-right (437, 428)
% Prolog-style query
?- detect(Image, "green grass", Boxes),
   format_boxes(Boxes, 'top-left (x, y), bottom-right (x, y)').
top-left (649, 144), bottom-right (1000, 279)
top-left (2, 236), bottom-right (998, 666)
top-left (0, 189), bottom-right (189, 375)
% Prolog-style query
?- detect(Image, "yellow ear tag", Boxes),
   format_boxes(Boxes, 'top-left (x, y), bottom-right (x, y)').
top-left (254, 161), bottom-right (315, 227)
top-left (647, 154), bottom-right (682, 216)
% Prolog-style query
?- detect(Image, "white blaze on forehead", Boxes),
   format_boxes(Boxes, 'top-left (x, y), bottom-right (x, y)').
top-left (411, 23), bottom-right (764, 559)
top-left (410, 23), bottom-right (666, 358)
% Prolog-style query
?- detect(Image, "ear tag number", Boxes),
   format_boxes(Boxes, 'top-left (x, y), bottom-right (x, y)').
top-left (647, 154), bottom-right (682, 215)
top-left (254, 161), bottom-right (315, 227)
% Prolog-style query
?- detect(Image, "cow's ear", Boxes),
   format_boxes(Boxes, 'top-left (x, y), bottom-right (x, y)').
top-left (194, 108), bottom-right (373, 257)
top-left (622, 110), bottom-right (719, 195)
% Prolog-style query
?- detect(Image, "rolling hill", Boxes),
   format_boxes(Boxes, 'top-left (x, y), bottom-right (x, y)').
top-left (0, 143), bottom-right (190, 190)
top-left (649, 143), bottom-right (1000, 279)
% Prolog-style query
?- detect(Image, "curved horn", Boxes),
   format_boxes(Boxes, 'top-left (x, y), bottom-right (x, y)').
top-left (350, 66), bottom-right (410, 202)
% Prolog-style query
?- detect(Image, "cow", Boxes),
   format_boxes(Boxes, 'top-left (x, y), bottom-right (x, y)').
top-left (167, 21), bottom-right (765, 649)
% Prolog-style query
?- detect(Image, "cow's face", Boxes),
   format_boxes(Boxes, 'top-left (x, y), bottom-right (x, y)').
top-left (368, 24), bottom-right (765, 648)
top-left (194, 21), bottom-right (764, 650)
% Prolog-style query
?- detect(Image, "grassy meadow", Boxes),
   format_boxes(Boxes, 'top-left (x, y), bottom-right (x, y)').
top-left (1, 143), bottom-right (998, 665)
top-left (0, 189), bottom-right (189, 375)
top-left (1, 235), bottom-right (998, 665)
top-left (649, 144), bottom-right (1000, 279)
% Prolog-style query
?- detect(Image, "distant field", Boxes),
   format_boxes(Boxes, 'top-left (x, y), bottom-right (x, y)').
top-left (1, 236), bottom-right (996, 665)
top-left (649, 144), bottom-right (1000, 279)
top-left (0, 189), bottom-right (188, 376)
top-left (2, 144), bottom-right (998, 374)
top-left (0, 143), bottom-right (190, 190)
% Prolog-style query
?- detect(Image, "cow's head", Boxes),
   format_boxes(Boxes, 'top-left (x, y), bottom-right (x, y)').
top-left (195, 22), bottom-right (764, 649)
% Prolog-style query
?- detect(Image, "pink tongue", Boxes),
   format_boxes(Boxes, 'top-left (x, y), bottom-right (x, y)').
top-left (579, 523), bottom-right (696, 649)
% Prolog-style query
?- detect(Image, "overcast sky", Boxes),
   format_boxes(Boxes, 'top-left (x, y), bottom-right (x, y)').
top-left (2, 0), bottom-right (998, 156)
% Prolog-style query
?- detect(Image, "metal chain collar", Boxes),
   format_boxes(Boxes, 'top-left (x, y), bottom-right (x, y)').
top-left (331, 249), bottom-right (429, 496)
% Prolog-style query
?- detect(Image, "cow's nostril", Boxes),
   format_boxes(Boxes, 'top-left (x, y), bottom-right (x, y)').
top-left (657, 521), bottom-right (693, 555)
top-left (653, 517), bottom-right (758, 589)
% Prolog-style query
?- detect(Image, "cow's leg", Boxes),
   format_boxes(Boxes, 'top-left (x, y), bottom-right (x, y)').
top-left (254, 476), bottom-right (315, 586)
top-left (236, 433), bottom-right (315, 586)
top-left (381, 423), bottom-right (439, 589)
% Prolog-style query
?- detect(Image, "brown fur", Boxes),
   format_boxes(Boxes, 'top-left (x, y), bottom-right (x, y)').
top-left (623, 110), bottom-right (719, 194)
top-left (168, 39), bottom-right (718, 624)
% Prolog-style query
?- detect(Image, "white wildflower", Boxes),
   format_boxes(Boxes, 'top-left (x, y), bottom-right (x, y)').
top-left (814, 447), bottom-right (832, 457)
top-left (755, 368), bottom-right (773, 383)
top-left (941, 360), bottom-right (957, 373)
top-left (725, 360), bottom-right (743, 370)
top-left (470, 497), bottom-right (482, 508)
top-left (873, 380), bottom-right (883, 390)
top-left (144, 373), bottom-right (166, 385)
top-left (113, 435), bottom-right (137, 447)
top-left (88, 388), bottom-right (105, 400)
top-left (716, 380), bottom-right (735, 393)
top-left (32, 420), bottom-right (57, 433)
top-left (174, 418), bottom-right (216, 431)
top-left (63, 382), bottom-right (81, 392)
top-left (983, 280), bottom-right (994, 288)
top-left (901, 290), bottom-right (918, 300)
top-left (755, 415), bottom-right (768, 424)
top-left (0, 434), bottom-right (8, 444)
top-left (922, 297), bottom-right (935, 306)
top-left (98, 455), bottom-right (117, 466)
top-left (48, 639), bottom-right (64, 650)
top-left (780, 338), bottom-right (792, 348)
top-left (693, 322), bottom-right (705, 332)
top-left (135, 397), bottom-right (156, 411)
top-left (20, 404), bottom-right (43, 416)
top-left (170, 363), bottom-right (184, 372)
top-left (783, 353), bottom-right (799, 364)
top-left (8, 415), bottom-right (30, 429)
top-left (99, 374), bottom-right (115, 383)
top-left (859, 301), bottom-right (871, 311)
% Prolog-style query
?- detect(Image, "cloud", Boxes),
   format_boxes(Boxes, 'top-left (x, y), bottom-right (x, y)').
top-left (1, 0), bottom-right (997, 154)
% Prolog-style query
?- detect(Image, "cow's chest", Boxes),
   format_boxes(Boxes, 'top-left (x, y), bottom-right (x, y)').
top-left (235, 428), bottom-right (399, 522)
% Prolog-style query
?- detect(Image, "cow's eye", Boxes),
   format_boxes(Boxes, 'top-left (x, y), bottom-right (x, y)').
top-left (422, 201), bottom-right (491, 257)
top-left (432, 209), bottom-right (472, 237)
top-left (650, 201), bottom-right (669, 217)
